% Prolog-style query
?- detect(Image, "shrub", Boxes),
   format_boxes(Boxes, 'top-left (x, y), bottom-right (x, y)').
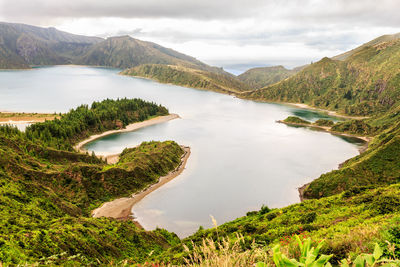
top-left (314, 119), bottom-right (335, 127)
top-left (260, 205), bottom-right (271, 215)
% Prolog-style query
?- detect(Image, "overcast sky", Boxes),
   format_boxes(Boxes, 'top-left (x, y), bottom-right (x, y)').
top-left (1, 0), bottom-right (399, 74)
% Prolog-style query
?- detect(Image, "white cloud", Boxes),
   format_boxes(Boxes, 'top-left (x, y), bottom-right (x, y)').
top-left (1, 0), bottom-right (399, 73)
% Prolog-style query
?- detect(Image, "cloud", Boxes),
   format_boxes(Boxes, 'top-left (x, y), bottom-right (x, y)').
top-left (1, 0), bottom-right (399, 27)
top-left (0, 0), bottom-right (399, 72)
top-left (0, 0), bottom-right (265, 22)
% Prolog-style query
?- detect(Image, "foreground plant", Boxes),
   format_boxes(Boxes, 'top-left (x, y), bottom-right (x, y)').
top-left (256, 235), bottom-right (332, 267)
top-left (182, 234), bottom-right (270, 267)
top-left (341, 243), bottom-right (400, 267)
top-left (256, 237), bottom-right (400, 267)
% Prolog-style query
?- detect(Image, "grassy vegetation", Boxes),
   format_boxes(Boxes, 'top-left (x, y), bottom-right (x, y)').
top-left (303, 120), bottom-right (400, 199)
top-left (282, 116), bottom-right (311, 124)
top-left (155, 184), bottom-right (400, 265)
top-left (148, 35), bottom-right (400, 266)
top-left (243, 39), bottom-right (400, 116)
top-left (238, 65), bottom-right (300, 89)
top-left (0, 99), bottom-right (185, 264)
top-left (314, 119), bottom-right (335, 127)
top-left (1, 31), bottom-right (400, 265)
top-left (121, 64), bottom-right (250, 94)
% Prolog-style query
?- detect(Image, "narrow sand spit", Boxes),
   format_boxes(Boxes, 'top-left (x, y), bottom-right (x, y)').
top-left (74, 113), bottom-right (180, 154)
top-left (0, 114), bottom-right (58, 124)
top-left (91, 146), bottom-right (191, 221)
top-left (0, 120), bottom-right (34, 124)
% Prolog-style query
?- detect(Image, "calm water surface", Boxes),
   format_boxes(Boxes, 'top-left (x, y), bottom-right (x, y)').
top-left (0, 66), bottom-right (363, 237)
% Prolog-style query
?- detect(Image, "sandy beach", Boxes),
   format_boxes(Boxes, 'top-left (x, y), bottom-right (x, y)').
top-left (72, 112), bottom-right (188, 222)
top-left (0, 112), bottom-right (58, 124)
top-left (92, 146), bottom-right (191, 221)
top-left (74, 113), bottom-right (180, 154)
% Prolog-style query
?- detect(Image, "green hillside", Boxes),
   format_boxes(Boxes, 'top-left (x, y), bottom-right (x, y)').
top-left (301, 105), bottom-right (400, 199)
top-left (121, 64), bottom-right (251, 93)
top-left (333, 32), bottom-right (400, 61)
top-left (243, 38), bottom-right (400, 116)
top-left (2, 26), bottom-right (400, 265)
top-left (165, 183), bottom-right (400, 265)
top-left (238, 65), bottom-right (299, 89)
top-left (0, 99), bottom-right (185, 264)
top-left (76, 35), bottom-right (210, 70)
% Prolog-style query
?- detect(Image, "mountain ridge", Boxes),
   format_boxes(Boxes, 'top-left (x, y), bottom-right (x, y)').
top-left (238, 65), bottom-right (302, 89)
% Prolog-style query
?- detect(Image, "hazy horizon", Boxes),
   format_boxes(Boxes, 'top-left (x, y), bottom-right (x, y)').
top-left (1, 0), bottom-right (399, 73)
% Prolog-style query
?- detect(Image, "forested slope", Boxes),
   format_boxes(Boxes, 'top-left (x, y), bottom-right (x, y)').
top-left (243, 38), bottom-right (400, 116)
top-left (0, 99), bottom-right (184, 265)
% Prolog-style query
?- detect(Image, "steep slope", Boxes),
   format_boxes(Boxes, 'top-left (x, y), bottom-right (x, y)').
top-left (76, 35), bottom-right (211, 70)
top-left (333, 32), bottom-right (400, 61)
top-left (0, 22), bottom-right (102, 68)
top-left (238, 65), bottom-right (299, 89)
top-left (121, 64), bottom-right (250, 93)
top-left (0, 129), bottom-right (182, 264)
top-left (0, 22), bottom-right (248, 94)
top-left (301, 104), bottom-right (400, 199)
top-left (164, 183), bottom-right (400, 265)
top-left (0, 99), bottom-right (184, 264)
top-left (243, 39), bottom-right (400, 116)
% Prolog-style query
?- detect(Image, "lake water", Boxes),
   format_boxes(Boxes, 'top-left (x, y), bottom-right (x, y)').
top-left (0, 66), bottom-right (363, 237)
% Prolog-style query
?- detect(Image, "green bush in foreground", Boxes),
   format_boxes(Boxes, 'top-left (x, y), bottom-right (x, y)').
top-left (255, 237), bottom-right (400, 267)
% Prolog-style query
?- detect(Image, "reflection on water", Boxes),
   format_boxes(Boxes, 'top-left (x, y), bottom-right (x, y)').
top-left (0, 66), bottom-right (362, 237)
top-left (290, 109), bottom-right (344, 122)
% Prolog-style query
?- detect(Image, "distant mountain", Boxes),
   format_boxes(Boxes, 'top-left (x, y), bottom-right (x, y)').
top-left (238, 65), bottom-right (302, 89)
top-left (0, 22), bottom-right (251, 94)
top-left (243, 36), bottom-right (400, 116)
top-left (332, 32), bottom-right (400, 61)
top-left (0, 22), bottom-right (102, 68)
top-left (76, 35), bottom-right (213, 70)
top-left (121, 64), bottom-right (250, 93)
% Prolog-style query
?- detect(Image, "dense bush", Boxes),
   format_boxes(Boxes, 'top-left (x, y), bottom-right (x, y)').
top-left (314, 119), bottom-right (335, 127)
top-left (282, 116), bottom-right (311, 124)
top-left (25, 98), bottom-right (168, 150)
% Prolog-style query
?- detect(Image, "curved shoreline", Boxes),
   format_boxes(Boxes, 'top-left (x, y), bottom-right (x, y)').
top-left (236, 96), bottom-right (370, 120)
top-left (119, 72), bottom-right (239, 95)
top-left (284, 103), bottom-right (369, 120)
top-left (277, 120), bottom-right (372, 144)
top-left (74, 114), bottom-right (180, 155)
top-left (281, 120), bottom-right (373, 202)
top-left (91, 146), bottom-right (191, 222)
